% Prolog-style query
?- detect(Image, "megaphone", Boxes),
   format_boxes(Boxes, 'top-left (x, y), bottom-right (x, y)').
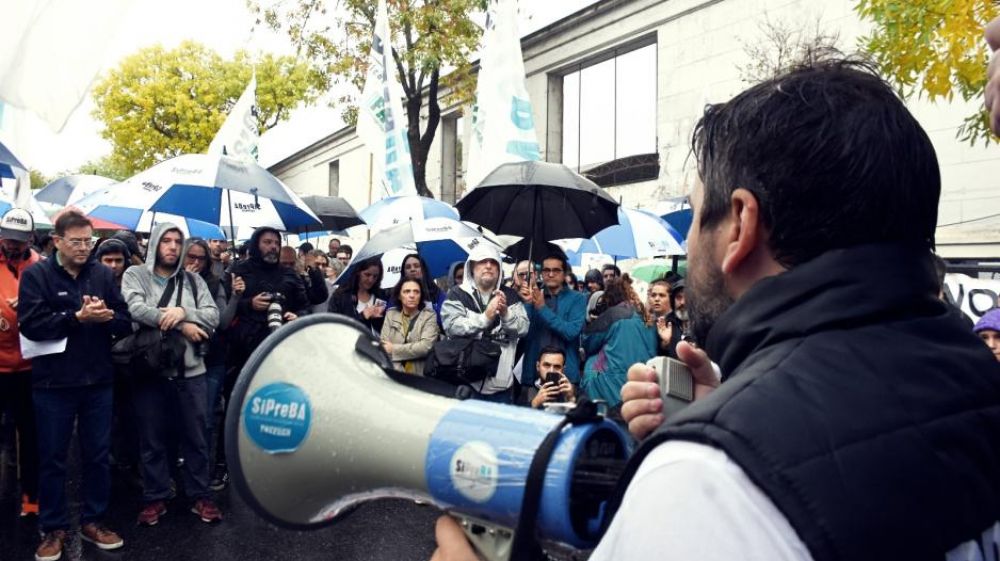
top-left (225, 314), bottom-right (632, 560)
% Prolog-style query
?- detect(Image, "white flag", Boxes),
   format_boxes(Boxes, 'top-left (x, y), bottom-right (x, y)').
top-left (357, 0), bottom-right (418, 201)
top-left (465, 0), bottom-right (540, 189)
top-left (208, 75), bottom-right (259, 163)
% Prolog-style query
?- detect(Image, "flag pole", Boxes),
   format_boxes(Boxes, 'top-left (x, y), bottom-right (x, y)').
top-left (367, 153), bottom-right (374, 242)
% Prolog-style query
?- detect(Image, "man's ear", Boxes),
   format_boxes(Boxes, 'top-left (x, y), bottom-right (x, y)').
top-left (720, 188), bottom-right (763, 275)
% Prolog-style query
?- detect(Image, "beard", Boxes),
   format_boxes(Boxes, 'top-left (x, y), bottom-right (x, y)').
top-left (1, 246), bottom-right (23, 261)
top-left (262, 251), bottom-right (279, 264)
top-left (686, 258), bottom-right (734, 347)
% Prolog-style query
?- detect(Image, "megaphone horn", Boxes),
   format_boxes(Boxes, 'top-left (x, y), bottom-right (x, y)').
top-left (226, 314), bottom-right (631, 558)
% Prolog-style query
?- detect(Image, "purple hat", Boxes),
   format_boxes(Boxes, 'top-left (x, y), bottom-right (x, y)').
top-left (974, 308), bottom-right (1000, 333)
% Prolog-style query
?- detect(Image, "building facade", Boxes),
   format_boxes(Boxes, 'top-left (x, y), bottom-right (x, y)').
top-left (268, 0), bottom-right (1000, 258)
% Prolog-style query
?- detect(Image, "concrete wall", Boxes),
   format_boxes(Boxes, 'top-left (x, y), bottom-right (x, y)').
top-left (270, 0), bottom-right (1000, 249)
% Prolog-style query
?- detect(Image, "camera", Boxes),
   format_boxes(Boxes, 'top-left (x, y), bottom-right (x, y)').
top-left (266, 292), bottom-right (286, 332)
top-left (195, 328), bottom-right (214, 357)
top-left (544, 372), bottom-right (565, 403)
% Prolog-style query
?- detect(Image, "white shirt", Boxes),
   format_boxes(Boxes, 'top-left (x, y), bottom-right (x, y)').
top-left (590, 441), bottom-right (814, 561)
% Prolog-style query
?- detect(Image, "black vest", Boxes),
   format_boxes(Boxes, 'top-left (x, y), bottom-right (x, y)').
top-left (610, 245), bottom-right (1000, 561)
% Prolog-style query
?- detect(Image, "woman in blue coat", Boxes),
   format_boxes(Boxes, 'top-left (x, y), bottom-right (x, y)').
top-left (580, 275), bottom-right (656, 408)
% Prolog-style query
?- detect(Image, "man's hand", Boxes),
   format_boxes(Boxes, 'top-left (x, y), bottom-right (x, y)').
top-left (76, 296), bottom-right (114, 323)
top-left (531, 382), bottom-right (561, 408)
top-left (485, 291), bottom-right (506, 320)
top-left (159, 306), bottom-right (186, 331)
top-left (251, 292), bottom-right (271, 311)
top-left (530, 286), bottom-right (545, 310)
top-left (232, 275), bottom-right (246, 296)
top-left (180, 322), bottom-right (209, 342)
top-left (620, 342), bottom-right (720, 440)
top-left (558, 376), bottom-right (575, 402)
top-left (283, 312), bottom-right (298, 322)
top-left (7, 297), bottom-right (17, 311)
top-left (430, 516), bottom-right (479, 561)
top-left (987, 16), bottom-right (1000, 135)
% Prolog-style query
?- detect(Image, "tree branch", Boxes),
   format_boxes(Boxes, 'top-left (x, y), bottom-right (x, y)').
top-left (420, 66), bottom-right (441, 152)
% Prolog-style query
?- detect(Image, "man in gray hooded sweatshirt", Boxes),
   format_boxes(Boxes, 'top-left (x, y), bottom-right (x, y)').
top-left (121, 223), bottom-right (221, 527)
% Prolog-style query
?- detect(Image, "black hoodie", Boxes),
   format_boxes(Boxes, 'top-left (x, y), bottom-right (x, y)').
top-left (224, 228), bottom-right (308, 362)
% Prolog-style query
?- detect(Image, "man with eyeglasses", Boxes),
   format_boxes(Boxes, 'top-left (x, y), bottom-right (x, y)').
top-left (517, 252), bottom-right (586, 401)
top-left (19, 210), bottom-right (133, 560)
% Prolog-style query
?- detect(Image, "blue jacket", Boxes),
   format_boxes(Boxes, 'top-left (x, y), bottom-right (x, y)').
top-left (19, 256), bottom-right (132, 388)
top-left (522, 287), bottom-right (587, 385)
top-left (580, 305), bottom-right (656, 406)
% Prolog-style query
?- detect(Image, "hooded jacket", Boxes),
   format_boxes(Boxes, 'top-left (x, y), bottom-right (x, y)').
top-left (121, 223), bottom-right (219, 377)
top-left (224, 227), bottom-right (308, 362)
top-left (0, 247), bottom-right (40, 372)
top-left (440, 244), bottom-right (529, 394)
top-left (18, 251), bottom-right (132, 388)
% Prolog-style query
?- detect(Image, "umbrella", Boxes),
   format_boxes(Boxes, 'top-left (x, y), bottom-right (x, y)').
top-left (589, 207), bottom-right (684, 259)
top-left (36, 175), bottom-right (116, 206)
top-left (502, 239), bottom-right (567, 263)
top-left (0, 141), bottom-right (51, 229)
top-left (335, 218), bottom-right (498, 287)
top-left (294, 195), bottom-right (365, 234)
top-left (0, 140), bottom-right (27, 182)
top-left (75, 154), bottom-right (321, 236)
top-left (628, 263), bottom-right (673, 283)
top-left (456, 161), bottom-right (619, 257)
top-left (359, 195), bottom-right (459, 233)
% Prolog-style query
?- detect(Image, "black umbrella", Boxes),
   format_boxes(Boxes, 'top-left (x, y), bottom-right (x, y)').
top-left (291, 195), bottom-right (366, 234)
top-left (456, 161), bottom-right (619, 258)
top-left (502, 239), bottom-right (567, 263)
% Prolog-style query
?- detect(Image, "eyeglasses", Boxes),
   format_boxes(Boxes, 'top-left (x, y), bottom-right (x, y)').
top-left (541, 268), bottom-right (564, 275)
top-left (60, 238), bottom-right (94, 248)
top-left (186, 254), bottom-right (207, 262)
top-left (516, 272), bottom-right (530, 279)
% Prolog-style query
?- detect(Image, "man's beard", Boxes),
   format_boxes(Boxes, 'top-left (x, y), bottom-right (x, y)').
top-left (262, 251), bottom-right (279, 264)
top-left (686, 260), bottom-right (733, 347)
top-left (2, 246), bottom-right (23, 261)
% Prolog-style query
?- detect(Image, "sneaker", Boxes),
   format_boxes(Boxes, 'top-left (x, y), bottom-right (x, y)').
top-left (191, 498), bottom-right (223, 523)
top-left (80, 523), bottom-right (124, 550)
top-left (137, 501), bottom-right (167, 526)
top-left (35, 529), bottom-right (66, 561)
top-left (208, 465), bottom-right (229, 491)
top-left (21, 494), bottom-right (39, 518)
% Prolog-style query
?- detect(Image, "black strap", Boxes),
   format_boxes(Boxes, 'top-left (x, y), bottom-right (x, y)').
top-left (157, 274), bottom-right (178, 308)
top-left (508, 399), bottom-right (605, 560)
top-left (354, 333), bottom-right (467, 399)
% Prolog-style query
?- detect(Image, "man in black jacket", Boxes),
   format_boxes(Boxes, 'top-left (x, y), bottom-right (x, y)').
top-left (19, 210), bottom-right (133, 560)
top-left (433, 60), bottom-right (1000, 561)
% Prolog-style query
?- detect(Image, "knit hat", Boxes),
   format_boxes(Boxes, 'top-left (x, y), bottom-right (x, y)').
top-left (974, 308), bottom-right (1000, 333)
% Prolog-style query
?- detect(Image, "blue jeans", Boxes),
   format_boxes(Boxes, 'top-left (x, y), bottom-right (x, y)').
top-left (33, 384), bottom-right (113, 532)
top-left (204, 363), bottom-right (225, 435)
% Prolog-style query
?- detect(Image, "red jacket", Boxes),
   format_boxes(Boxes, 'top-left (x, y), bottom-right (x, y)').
top-left (0, 249), bottom-right (40, 372)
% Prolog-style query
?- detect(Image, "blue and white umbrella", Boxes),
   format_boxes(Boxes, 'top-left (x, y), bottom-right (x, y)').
top-left (36, 175), bottom-right (116, 207)
top-left (654, 196), bottom-right (692, 244)
top-left (0, 140), bottom-right (27, 184)
top-left (557, 207), bottom-right (685, 261)
top-left (336, 217), bottom-right (499, 288)
top-left (359, 195), bottom-right (459, 233)
top-left (75, 154), bottom-right (320, 235)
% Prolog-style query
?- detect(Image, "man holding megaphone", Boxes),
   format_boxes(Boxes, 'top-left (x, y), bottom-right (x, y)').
top-left (433, 59), bottom-right (1000, 560)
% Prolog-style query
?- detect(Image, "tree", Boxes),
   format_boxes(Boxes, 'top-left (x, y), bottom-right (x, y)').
top-left (74, 155), bottom-right (131, 182)
top-left (739, 15), bottom-right (843, 84)
top-left (250, 0), bottom-right (488, 198)
top-left (90, 41), bottom-right (325, 177)
top-left (857, 0), bottom-right (1000, 145)
top-left (28, 169), bottom-right (50, 190)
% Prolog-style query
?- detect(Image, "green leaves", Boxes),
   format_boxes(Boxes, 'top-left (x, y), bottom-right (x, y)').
top-left (90, 41), bottom-right (323, 177)
top-left (856, 0), bottom-right (1000, 145)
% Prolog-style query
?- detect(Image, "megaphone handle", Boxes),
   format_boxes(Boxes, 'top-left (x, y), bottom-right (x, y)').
top-left (455, 514), bottom-right (513, 561)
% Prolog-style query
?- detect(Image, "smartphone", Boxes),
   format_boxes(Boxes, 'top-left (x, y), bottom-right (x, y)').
top-left (645, 357), bottom-right (694, 418)
top-left (544, 372), bottom-right (565, 402)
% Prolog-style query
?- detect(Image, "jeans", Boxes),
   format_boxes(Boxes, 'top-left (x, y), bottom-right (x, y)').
top-left (34, 384), bottom-right (113, 532)
top-left (0, 370), bottom-right (38, 500)
top-left (203, 363), bottom-right (225, 436)
top-left (133, 374), bottom-right (211, 503)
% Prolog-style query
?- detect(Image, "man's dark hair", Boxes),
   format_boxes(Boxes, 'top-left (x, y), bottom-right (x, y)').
top-left (602, 264), bottom-right (621, 277)
top-left (931, 253), bottom-right (948, 292)
top-left (538, 345), bottom-right (565, 362)
top-left (391, 276), bottom-right (429, 310)
top-left (692, 59), bottom-right (940, 268)
top-left (298, 242), bottom-right (314, 253)
top-left (54, 210), bottom-right (92, 236)
top-left (340, 244), bottom-right (354, 257)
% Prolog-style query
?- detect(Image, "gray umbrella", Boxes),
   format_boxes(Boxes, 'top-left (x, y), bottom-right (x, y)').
top-left (292, 195), bottom-right (366, 234)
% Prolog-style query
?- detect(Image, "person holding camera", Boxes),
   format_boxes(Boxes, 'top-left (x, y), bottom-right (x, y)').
top-left (121, 224), bottom-right (221, 527)
top-left (529, 346), bottom-right (576, 408)
top-left (329, 256), bottom-right (387, 335)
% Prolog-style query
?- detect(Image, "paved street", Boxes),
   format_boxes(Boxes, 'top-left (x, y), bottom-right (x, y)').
top-left (0, 434), bottom-right (440, 561)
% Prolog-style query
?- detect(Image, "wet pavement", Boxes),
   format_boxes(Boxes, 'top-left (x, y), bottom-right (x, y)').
top-left (0, 435), bottom-right (440, 561)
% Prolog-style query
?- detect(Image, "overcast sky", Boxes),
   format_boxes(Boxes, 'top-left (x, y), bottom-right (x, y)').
top-left (3, 0), bottom-right (598, 176)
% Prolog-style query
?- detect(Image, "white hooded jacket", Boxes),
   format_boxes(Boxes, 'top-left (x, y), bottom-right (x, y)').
top-left (440, 244), bottom-right (529, 394)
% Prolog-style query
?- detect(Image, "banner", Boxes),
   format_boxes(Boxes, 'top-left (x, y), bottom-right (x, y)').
top-left (465, 0), bottom-right (541, 190)
top-left (357, 0), bottom-right (417, 201)
top-left (208, 74), bottom-right (259, 163)
top-left (944, 273), bottom-right (1000, 322)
